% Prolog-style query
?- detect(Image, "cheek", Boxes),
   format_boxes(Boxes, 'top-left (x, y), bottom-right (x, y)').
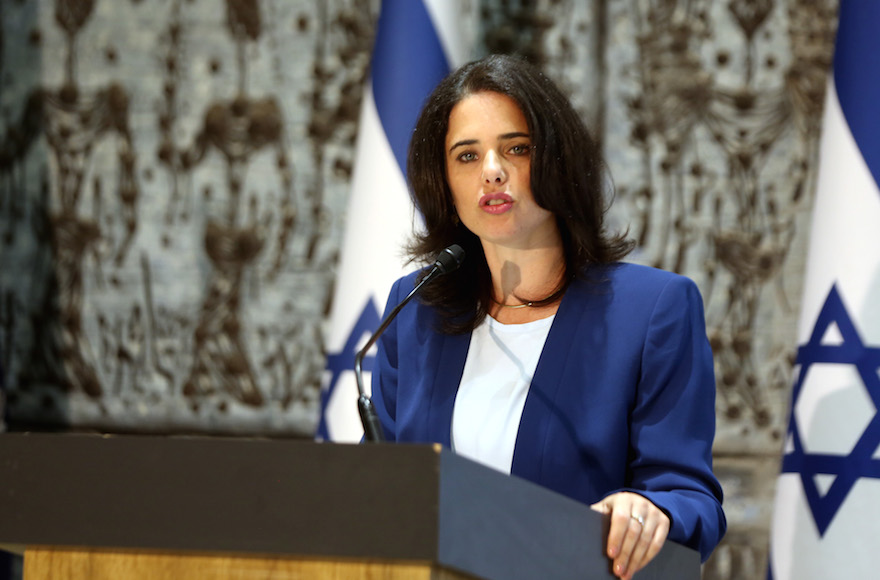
top-left (449, 192), bottom-right (468, 220)
top-left (445, 169), bottom-right (470, 206)
top-left (516, 161), bottom-right (533, 188)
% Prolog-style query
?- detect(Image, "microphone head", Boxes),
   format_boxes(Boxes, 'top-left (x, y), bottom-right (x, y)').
top-left (434, 244), bottom-right (465, 274)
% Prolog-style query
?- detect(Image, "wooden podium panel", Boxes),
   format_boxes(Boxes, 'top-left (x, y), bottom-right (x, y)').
top-left (0, 433), bottom-right (700, 579)
top-left (23, 548), bottom-right (474, 580)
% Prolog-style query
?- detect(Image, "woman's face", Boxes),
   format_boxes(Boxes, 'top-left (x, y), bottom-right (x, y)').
top-left (444, 91), bottom-right (559, 251)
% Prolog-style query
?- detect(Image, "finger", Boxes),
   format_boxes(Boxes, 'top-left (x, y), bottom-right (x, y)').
top-left (642, 514), bottom-right (671, 566)
top-left (626, 510), bottom-right (671, 578)
top-left (613, 512), bottom-right (644, 578)
top-left (624, 516), bottom-right (654, 577)
top-left (605, 503), bottom-right (634, 559)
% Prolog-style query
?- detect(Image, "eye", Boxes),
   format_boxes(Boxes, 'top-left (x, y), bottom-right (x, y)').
top-left (457, 151), bottom-right (478, 163)
top-left (509, 143), bottom-right (531, 156)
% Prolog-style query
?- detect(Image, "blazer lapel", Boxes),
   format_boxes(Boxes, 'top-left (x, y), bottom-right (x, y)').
top-left (511, 275), bottom-right (610, 481)
top-left (424, 330), bottom-right (471, 447)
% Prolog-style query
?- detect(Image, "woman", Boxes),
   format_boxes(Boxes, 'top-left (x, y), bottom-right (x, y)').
top-left (372, 54), bottom-right (725, 579)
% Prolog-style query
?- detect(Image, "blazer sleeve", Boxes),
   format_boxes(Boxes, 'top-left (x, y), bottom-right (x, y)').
top-left (619, 274), bottom-right (726, 561)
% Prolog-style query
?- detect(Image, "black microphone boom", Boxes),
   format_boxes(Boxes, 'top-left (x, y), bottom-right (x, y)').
top-left (355, 244), bottom-right (465, 442)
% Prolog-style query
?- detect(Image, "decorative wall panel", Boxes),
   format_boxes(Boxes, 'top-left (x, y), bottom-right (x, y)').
top-left (0, 0), bottom-right (383, 435)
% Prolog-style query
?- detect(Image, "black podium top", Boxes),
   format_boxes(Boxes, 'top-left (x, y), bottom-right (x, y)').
top-left (0, 433), bottom-right (699, 579)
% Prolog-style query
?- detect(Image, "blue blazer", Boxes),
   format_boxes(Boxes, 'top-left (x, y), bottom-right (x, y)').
top-left (373, 262), bottom-right (726, 561)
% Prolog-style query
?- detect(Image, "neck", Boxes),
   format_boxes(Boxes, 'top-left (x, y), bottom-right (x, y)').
top-left (482, 243), bottom-right (567, 309)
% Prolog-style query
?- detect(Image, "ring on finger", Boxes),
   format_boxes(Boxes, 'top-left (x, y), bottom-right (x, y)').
top-left (630, 513), bottom-right (645, 527)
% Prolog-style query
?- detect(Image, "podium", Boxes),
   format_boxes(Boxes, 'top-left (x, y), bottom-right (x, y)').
top-left (0, 433), bottom-right (700, 579)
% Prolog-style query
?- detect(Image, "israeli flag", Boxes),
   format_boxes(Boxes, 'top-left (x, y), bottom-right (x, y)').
top-left (318, 0), bottom-right (466, 442)
top-left (768, 2), bottom-right (880, 578)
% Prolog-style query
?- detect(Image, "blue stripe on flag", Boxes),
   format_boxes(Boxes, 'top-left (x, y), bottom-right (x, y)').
top-left (833, 0), bottom-right (880, 190)
top-left (371, 0), bottom-right (451, 175)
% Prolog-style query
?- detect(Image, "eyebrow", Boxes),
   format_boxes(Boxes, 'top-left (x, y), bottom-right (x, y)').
top-left (447, 132), bottom-right (531, 154)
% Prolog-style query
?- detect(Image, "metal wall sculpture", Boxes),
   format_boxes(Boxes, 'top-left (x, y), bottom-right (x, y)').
top-left (0, 0), bottom-right (379, 435)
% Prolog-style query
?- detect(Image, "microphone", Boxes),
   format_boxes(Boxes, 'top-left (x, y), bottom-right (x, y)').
top-left (355, 244), bottom-right (465, 442)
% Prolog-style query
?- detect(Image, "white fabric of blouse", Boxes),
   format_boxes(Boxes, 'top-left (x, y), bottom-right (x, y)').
top-left (451, 313), bottom-right (555, 474)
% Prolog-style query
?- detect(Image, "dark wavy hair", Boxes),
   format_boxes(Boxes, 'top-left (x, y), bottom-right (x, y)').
top-left (407, 54), bottom-right (633, 334)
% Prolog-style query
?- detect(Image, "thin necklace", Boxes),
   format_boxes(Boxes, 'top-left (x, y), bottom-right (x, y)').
top-left (493, 283), bottom-right (567, 309)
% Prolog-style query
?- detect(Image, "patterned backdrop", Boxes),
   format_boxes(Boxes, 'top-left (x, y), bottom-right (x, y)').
top-left (0, 0), bottom-right (837, 577)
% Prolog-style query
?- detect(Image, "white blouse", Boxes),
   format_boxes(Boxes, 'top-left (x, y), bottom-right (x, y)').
top-left (451, 313), bottom-right (555, 474)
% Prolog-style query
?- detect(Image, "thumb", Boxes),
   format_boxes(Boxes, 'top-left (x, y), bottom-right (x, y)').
top-left (590, 501), bottom-right (610, 514)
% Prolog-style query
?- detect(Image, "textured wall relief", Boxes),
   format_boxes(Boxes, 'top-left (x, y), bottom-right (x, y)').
top-left (1, 0), bottom-right (139, 422)
top-left (160, 0), bottom-right (299, 410)
top-left (0, 0), bottom-right (378, 434)
top-left (607, 0), bottom-right (836, 449)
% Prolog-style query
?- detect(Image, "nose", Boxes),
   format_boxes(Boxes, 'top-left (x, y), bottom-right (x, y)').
top-left (481, 150), bottom-right (507, 185)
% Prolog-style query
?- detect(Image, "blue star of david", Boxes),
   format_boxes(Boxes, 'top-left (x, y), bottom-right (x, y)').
top-left (316, 297), bottom-right (381, 439)
top-left (781, 284), bottom-right (880, 536)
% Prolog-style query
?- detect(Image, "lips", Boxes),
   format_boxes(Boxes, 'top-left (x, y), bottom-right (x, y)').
top-left (479, 193), bottom-right (513, 214)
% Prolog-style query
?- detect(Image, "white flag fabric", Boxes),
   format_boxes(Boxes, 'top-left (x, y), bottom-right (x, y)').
top-left (317, 0), bottom-right (464, 442)
top-left (768, 2), bottom-right (880, 578)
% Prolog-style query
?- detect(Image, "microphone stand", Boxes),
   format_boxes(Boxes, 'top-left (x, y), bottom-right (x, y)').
top-left (355, 245), bottom-right (464, 442)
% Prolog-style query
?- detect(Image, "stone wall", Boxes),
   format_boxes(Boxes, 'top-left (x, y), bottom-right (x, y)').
top-left (1, 0), bottom-right (386, 435)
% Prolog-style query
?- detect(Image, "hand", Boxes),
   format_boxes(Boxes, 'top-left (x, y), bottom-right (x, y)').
top-left (590, 492), bottom-right (670, 580)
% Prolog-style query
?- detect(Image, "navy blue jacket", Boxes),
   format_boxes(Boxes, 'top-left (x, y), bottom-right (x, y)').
top-left (373, 262), bottom-right (726, 561)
